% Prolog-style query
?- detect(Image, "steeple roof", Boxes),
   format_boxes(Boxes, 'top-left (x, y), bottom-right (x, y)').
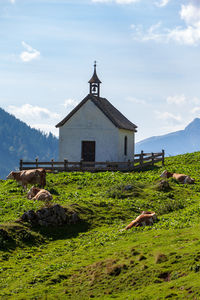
top-left (88, 61), bottom-right (102, 84)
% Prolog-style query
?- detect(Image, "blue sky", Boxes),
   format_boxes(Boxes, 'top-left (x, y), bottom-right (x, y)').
top-left (1, 0), bottom-right (200, 142)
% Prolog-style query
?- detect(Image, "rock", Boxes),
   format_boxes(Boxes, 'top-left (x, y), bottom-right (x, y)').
top-left (20, 204), bottom-right (79, 227)
top-left (36, 208), bottom-right (49, 219)
top-left (21, 210), bottom-right (37, 223)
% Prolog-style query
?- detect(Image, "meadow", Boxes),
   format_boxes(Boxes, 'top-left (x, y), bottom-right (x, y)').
top-left (1, 152), bottom-right (200, 299)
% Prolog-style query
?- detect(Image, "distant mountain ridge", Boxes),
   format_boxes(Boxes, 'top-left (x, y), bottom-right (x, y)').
top-left (136, 118), bottom-right (200, 156)
top-left (0, 107), bottom-right (58, 179)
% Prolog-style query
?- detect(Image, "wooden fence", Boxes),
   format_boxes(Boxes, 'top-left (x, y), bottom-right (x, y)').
top-left (19, 150), bottom-right (165, 172)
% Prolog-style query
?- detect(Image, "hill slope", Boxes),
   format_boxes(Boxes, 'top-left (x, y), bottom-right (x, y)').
top-left (1, 153), bottom-right (200, 298)
top-left (136, 118), bottom-right (200, 156)
top-left (0, 107), bottom-right (58, 178)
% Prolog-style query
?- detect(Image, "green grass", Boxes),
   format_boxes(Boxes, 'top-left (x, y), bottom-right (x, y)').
top-left (1, 152), bottom-right (200, 299)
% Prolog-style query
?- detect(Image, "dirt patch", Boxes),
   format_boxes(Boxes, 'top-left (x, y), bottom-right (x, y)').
top-left (130, 248), bottom-right (140, 256)
top-left (155, 253), bottom-right (168, 264)
top-left (106, 262), bottom-right (127, 276)
top-left (138, 254), bottom-right (147, 261)
top-left (158, 271), bottom-right (171, 282)
top-left (165, 293), bottom-right (178, 298)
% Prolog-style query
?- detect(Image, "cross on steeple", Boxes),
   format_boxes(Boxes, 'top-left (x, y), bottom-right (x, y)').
top-left (88, 61), bottom-right (102, 97)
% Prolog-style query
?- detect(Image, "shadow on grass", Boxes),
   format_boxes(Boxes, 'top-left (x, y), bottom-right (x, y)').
top-left (0, 223), bottom-right (44, 251)
top-left (0, 219), bottom-right (90, 252)
top-left (132, 165), bottom-right (163, 172)
top-left (32, 219), bottom-right (90, 241)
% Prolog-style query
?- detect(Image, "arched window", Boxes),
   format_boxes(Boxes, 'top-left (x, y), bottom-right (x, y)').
top-left (124, 136), bottom-right (127, 156)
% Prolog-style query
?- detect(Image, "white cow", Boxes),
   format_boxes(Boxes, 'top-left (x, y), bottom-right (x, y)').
top-left (125, 211), bottom-right (157, 230)
top-left (27, 186), bottom-right (52, 201)
top-left (160, 170), bottom-right (194, 184)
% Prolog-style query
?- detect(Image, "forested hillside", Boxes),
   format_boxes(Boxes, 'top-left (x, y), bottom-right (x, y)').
top-left (0, 107), bottom-right (58, 178)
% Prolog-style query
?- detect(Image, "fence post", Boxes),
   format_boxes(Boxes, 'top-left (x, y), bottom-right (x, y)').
top-left (162, 149), bottom-right (165, 166)
top-left (20, 159), bottom-right (23, 171)
top-left (152, 152), bottom-right (154, 166)
top-left (128, 159), bottom-right (131, 170)
top-left (140, 150), bottom-right (144, 168)
top-left (51, 159), bottom-right (54, 172)
top-left (35, 158), bottom-right (38, 169)
top-left (106, 161), bottom-right (110, 169)
top-left (133, 155), bottom-right (135, 169)
top-left (64, 159), bottom-right (68, 171)
top-left (80, 159), bottom-right (83, 171)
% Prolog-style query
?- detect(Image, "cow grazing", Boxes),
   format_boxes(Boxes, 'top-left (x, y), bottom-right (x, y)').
top-left (125, 211), bottom-right (157, 230)
top-left (6, 169), bottom-right (46, 190)
top-left (27, 186), bottom-right (52, 201)
top-left (160, 170), bottom-right (194, 184)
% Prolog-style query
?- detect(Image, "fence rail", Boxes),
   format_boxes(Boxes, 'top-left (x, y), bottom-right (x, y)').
top-left (19, 150), bottom-right (165, 172)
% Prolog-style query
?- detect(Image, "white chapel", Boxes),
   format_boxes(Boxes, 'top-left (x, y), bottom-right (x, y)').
top-left (55, 63), bottom-right (137, 162)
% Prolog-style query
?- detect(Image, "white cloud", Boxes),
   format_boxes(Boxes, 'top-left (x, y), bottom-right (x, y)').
top-left (166, 95), bottom-right (186, 105)
top-left (92, 0), bottom-right (170, 5)
top-left (127, 96), bottom-right (146, 105)
top-left (131, 1), bottom-right (200, 45)
top-left (191, 107), bottom-right (200, 114)
top-left (155, 111), bottom-right (182, 122)
top-left (180, 3), bottom-right (200, 25)
top-left (8, 104), bottom-right (59, 120)
top-left (32, 124), bottom-right (59, 137)
top-left (131, 22), bottom-right (165, 43)
top-left (155, 0), bottom-right (170, 8)
top-left (161, 123), bottom-right (187, 134)
top-left (7, 104), bottom-right (60, 136)
top-left (168, 25), bottom-right (200, 46)
top-left (192, 97), bottom-right (200, 105)
top-left (20, 41), bottom-right (40, 62)
top-left (63, 98), bottom-right (78, 109)
top-left (9, 0), bottom-right (15, 3)
top-left (153, 110), bottom-right (185, 137)
top-left (92, 0), bottom-right (140, 4)
top-left (168, 2), bottom-right (200, 45)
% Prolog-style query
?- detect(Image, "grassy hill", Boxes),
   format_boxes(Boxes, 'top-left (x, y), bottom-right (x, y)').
top-left (1, 152), bottom-right (200, 299)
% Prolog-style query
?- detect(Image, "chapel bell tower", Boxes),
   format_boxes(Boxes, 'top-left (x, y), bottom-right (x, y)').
top-left (88, 61), bottom-right (102, 97)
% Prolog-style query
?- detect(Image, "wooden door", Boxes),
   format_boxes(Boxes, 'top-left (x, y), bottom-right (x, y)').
top-left (81, 141), bottom-right (95, 162)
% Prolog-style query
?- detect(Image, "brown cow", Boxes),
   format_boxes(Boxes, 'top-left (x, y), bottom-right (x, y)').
top-left (6, 169), bottom-right (46, 190)
top-left (125, 211), bottom-right (157, 230)
top-left (27, 186), bottom-right (52, 201)
top-left (160, 170), bottom-right (194, 184)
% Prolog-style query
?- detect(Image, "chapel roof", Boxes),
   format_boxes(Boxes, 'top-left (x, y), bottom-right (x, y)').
top-left (55, 94), bottom-right (137, 132)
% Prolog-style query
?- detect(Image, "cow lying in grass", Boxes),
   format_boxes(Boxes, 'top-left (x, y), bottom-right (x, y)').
top-left (27, 186), bottom-right (53, 201)
top-left (125, 211), bottom-right (157, 230)
top-left (7, 169), bottom-right (46, 190)
top-left (160, 170), bottom-right (194, 184)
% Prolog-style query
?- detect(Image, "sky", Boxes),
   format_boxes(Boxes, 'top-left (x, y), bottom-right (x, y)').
top-left (1, 0), bottom-right (200, 142)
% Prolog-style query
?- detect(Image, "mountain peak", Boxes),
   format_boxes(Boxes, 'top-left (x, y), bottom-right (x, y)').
top-left (185, 118), bottom-right (200, 132)
top-left (136, 118), bottom-right (200, 156)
